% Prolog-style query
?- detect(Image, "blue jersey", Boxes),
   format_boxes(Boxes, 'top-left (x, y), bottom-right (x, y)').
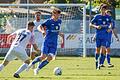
top-left (41, 18), bottom-right (62, 54)
top-left (91, 14), bottom-right (112, 39)
top-left (106, 17), bottom-right (115, 48)
top-left (91, 14), bottom-right (112, 47)
top-left (108, 17), bottom-right (115, 38)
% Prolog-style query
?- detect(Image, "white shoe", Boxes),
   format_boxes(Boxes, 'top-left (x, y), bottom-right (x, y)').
top-left (34, 69), bottom-right (39, 75)
top-left (26, 63), bottom-right (34, 71)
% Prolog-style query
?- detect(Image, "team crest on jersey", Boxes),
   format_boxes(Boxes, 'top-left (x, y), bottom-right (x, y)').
top-left (56, 26), bottom-right (59, 30)
top-left (106, 18), bottom-right (109, 21)
top-left (103, 21), bottom-right (106, 24)
top-left (98, 19), bottom-right (102, 21)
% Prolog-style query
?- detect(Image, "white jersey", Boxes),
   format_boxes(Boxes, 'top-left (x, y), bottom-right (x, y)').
top-left (11, 29), bottom-right (35, 49)
top-left (33, 20), bottom-right (42, 31)
top-left (31, 20), bottom-right (44, 52)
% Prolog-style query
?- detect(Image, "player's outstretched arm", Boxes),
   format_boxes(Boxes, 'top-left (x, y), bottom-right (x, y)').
top-left (37, 25), bottom-right (46, 37)
top-left (92, 34), bottom-right (96, 42)
top-left (112, 29), bottom-right (119, 41)
top-left (89, 23), bottom-right (101, 29)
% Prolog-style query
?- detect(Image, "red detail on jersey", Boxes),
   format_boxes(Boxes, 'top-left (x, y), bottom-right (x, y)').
top-left (0, 34), bottom-right (31, 48)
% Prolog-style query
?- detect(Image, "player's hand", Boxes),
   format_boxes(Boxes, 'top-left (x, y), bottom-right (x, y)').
top-left (92, 37), bottom-right (96, 42)
top-left (96, 26), bottom-right (101, 29)
top-left (116, 38), bottom-right (119, 42)
top-left (42, 33), bottom-right (46, 38)
top-left (107, 29), bottom-right (112, 33)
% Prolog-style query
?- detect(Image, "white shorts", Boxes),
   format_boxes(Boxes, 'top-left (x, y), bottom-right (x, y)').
top-left (31, 31), bottom-right (44, 52)
top-left (4, 47), bottom-right (29, 62)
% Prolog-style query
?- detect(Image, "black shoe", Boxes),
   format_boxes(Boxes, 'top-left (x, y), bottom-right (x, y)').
top-left (13, 73), bottom-right (20, 78)
top-left (108, 64), bottom-right (114, 68)
top-left (100, 64), bottom-right (105, 67)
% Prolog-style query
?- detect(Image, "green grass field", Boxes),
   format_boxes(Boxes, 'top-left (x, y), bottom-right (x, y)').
top-left (0, 57), bottom-right (120, 80)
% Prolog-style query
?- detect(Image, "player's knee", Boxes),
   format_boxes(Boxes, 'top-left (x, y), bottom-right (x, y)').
top-left (106, 48), bottom-right (110, 54)
top-left (40, 54), bottom-right (47, 60)
top-left (47, 56), bottom-right (53, 62)
top-left (96, 48), bottom-right (100, 53)
top-left (101, 46), bottom-right (106, 53)
top-left (47, 53), bottom-right (55, 61)
top-left (24, 60), bottom-right (30, 64)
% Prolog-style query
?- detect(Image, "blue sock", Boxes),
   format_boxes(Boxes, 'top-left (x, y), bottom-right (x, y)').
top-left (32, 56), bottom-right (41, 65)
top-left (38, 60), bottom-right (49, 70)
top-left (106, 54), bottom-right (110, 64)
top-left (95, 53), bottom-right (100, 69)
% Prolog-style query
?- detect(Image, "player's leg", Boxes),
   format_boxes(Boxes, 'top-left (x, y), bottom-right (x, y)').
top-left (99, 39), bottom-right (107, 67)
top-left (99, 46), bottom-right (106, 67)
top-left (95, 39), bottom-right (101, 70)
top-left (13, 50), bottom-right (30, 78)
top-left (0, 49), bottom-right (15, 71)
top-left (106, 47), bottom-right (114, 67)
top-left (14, 59), bottom-right (30, 78)
top-left (34, 54), bottom-right (53, 75)
top-left (26, 53), bottom-right (46, 71)
top-left (30, 45), bottom-right (37, 69)
top-left (34, 47), bottom-right (57, 75)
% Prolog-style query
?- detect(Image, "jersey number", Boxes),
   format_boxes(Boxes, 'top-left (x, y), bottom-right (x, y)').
top-left (17, 33), bottom-right (27, 42)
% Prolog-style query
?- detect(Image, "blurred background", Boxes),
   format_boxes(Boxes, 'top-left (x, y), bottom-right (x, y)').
top-left (0, 0), bottom-right (120, 57)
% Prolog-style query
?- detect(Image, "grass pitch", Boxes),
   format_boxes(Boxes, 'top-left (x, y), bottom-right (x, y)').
top-left (0, 57), bottom-right (120, 80)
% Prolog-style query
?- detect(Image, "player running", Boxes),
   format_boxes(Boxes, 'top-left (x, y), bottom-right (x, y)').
top-left (30, 11), bottom-right (44, 68)
top-left (0, 22), bottom-right (40, 78)
top-left (99, 10), bottom-right (119, 67)
top-left (90, 4), bottom-right (112, 70)
top-left (26, 8), bottom-right (64, 75)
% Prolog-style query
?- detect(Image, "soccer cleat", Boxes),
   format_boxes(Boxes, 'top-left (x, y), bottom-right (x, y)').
top-left (96, 66), bottom-right (100, 70)
top-left (34, 69), bottom-right (39, 75)
top-left (108, 64), bottom-right (114, 68)
top-left (13, 73), bottom-right (20, 78)
top-left (26, 63), bottom-right (34, 71)
top-left (100, 64), bottom-right (105, 67)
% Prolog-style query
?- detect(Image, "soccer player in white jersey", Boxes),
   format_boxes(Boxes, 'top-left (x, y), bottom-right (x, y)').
top-left (0, 22), bottom-right (40, 78)
top-left (30, 11), bottom-right (43, 63)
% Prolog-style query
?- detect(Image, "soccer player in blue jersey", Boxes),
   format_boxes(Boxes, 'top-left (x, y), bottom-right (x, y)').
top-left (26, 8), bottom-right (64, 75)
top-left (90, 4), bottom-right (112, 70)
top-left (100, 10), bottom-right (119, 67)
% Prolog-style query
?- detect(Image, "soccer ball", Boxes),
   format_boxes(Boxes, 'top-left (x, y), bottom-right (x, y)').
top-left (53, 67), bottom-right (62, 76)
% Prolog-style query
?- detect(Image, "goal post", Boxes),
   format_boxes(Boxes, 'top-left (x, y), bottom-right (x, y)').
top-left (0, 4), bottom-right (86, 57)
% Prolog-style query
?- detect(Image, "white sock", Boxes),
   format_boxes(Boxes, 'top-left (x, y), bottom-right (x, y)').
top-left (0, 64), bottom-right (4, 71)
top-left (15, 63), bottom-right (28, 74)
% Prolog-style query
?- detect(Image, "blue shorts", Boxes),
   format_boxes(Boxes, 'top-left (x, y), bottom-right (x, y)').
top-left (41, 42), bottom-right (57, 55)
top-left (96, 38), bottom-right (107, 48)
top-left (106, 40), bottom-right (111, 48)
top-left (106, 34), bottom-right (112, 48)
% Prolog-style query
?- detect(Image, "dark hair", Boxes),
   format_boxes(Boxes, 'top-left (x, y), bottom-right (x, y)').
top-left (52, 8), bottom-right (61, 14)
top-left (28, 21), bottom-right (35, 27)
top-left (35, 11), bottom-right (41, 15)
top-left (106, 10), bottom-right (112, 14)
top-left (99, 3), bottom-right (108, 10)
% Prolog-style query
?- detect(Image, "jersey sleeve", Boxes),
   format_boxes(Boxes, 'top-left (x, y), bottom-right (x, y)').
top-left (41, 19), bottom-right (49, 28)
top-left (91, 15), bottom-right (98, 25)
top-left (111, 18), bottom-right (115, 29)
